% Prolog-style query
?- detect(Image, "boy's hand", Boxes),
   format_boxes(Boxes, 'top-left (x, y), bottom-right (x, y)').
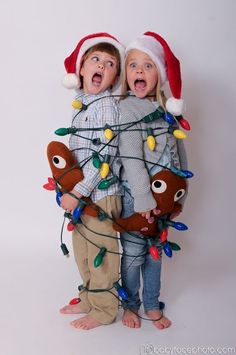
top-left (60, 189), bottom-right (83, 212)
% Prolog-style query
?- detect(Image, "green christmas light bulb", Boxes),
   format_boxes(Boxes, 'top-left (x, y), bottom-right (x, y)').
top-left (94, 247), bottom-right (107, 268)
top-left (92, 152), bottom-right (102, 169)
top-left (169, 242), bottom-right (181, 251)
top-left (54, 127), bottom-right (77, 136)
top-left (98, 176), bottom-right (119, 190)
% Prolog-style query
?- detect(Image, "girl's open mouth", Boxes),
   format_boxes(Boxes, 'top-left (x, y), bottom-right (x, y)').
top-left (134, 79), bottom-right (146, 90)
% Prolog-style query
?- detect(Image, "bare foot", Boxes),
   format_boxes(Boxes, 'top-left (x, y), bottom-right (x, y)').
top-left (60, 303), bottom-right (87, 315)
top-left (70, 315), bottom-right (102, 330)
top-left (122, 309), bottom-right (141, 328)
top-left (145, 310), bottom-right (172, 329)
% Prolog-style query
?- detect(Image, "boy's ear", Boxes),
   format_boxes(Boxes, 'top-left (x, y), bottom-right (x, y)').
top-left (112, 75), bottom-right (120, 86)
top-left (80, 65), bottom-right (84, 77)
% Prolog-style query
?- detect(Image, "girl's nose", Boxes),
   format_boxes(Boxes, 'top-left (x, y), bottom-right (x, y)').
top-left (136, 67), bottom-right (143, 74)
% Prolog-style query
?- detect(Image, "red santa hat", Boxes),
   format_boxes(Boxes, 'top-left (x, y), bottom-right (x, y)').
top-left (62, 32), bottom-right (125, 93)
top-left (126, 31), bottom-right (184, 116)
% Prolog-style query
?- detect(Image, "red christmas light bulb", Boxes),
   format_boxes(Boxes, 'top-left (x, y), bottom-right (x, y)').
top-left (149, 245), bottom-right (160, 260)
top-left (43, 177), bottom-right (56, 190)
top-left (67, 222), bottom-right (75, 231)
top-left (160, 229), bottom-right (168, 242)
top-left (69, 298), bottom-right (80, 305)
top-left (179, 117), bottom-right (191, 131)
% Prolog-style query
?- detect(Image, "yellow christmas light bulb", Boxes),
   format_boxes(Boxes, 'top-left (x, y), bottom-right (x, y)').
top-left (100, 163), bottom-right (110, 178)
top-left (72, 100), bottom-right (83, 109)
top-left (146, 128), bottom-right (156, 151)
top-left (173, 129), bottom-right (187, 139)
top-left (104, 127), bottom-right (113, 140)
top-left (147, 135), bottom-right (156, 151)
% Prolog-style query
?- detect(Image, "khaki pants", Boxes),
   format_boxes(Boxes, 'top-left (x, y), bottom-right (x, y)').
top-left (72, 195), bottom-right (121, 324)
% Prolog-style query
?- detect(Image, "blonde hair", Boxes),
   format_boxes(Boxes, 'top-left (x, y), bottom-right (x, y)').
top-left (121, 50), bottom-right (166, 108)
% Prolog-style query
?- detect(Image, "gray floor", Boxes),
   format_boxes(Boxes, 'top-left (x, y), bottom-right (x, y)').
top-left (1, 234), bottom-right (235, 355)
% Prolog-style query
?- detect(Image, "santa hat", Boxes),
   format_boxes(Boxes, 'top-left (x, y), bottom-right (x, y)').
top-left (62, 32), bottom-right (125, 93)
top-left (126, 31), bottom-right (184, 116)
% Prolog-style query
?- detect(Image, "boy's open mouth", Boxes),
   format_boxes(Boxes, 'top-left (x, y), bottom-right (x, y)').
top-left (134, 79), bottom-right (146, 90)
top-left (92, 73), bottom-right (103, 85)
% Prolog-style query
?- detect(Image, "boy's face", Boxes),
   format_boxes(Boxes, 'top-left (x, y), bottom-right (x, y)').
top-left (126, 49), bottom-right (158, 98)
top-left (80, 50), bottom-right (119, 95)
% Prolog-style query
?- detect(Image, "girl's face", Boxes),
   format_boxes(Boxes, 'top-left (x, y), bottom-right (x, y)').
top-left (126, 49), bottom-right (158, 99)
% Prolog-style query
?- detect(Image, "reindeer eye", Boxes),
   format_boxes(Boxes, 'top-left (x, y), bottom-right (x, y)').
top-left (174, 189), bottom-right (186, 201)
top-left (52, 155), bottom-right (66, 169)
top-left (151, 180), bottom-right (167, 193)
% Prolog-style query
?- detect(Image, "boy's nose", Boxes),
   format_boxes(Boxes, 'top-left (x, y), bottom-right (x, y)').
top-left (98, 62), bottom-right (104, 70)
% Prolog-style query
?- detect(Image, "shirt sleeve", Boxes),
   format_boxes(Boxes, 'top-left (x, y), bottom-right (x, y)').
top-left (74, 99), bottom-right (119, 196)
top-left (119, 102), bottom-right (157, 212)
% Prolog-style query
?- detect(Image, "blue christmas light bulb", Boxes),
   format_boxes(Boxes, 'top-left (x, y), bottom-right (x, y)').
top-left (113, 282), bottom-right (129, 301)
top-left (173, 221), bottom-right (188, 231)
top-left (118, 287), bottom-right (129, 301)
top-left (166, 220), bottom-right (188, 231)
top-left (56, 191), bottom-right (62, 206)
top-left (164, 112), bottom-right (175, 125)
top-left (72, 200), bottom-right (86, 224)
top-left (181, 170), bottom-right (194, 178)
top-left (163, 242), bottom-right (172, 258)
top-left (170, 166), bottom-right (187, 178)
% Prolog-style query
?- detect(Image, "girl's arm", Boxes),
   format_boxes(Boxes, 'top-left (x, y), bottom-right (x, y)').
top-left (119, 103), bottom-right (156, 213)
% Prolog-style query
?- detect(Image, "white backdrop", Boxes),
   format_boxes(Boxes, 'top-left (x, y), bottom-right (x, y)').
top-left (0, 0), bottom-right (235, 354)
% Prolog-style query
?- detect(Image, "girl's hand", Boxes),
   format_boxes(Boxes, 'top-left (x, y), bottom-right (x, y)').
top-left (140, 210), bottom-right (151, 220)
top-left (140, 208), bottom-right (160, 219)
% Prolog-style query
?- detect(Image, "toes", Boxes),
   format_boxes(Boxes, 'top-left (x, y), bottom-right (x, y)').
top-left (71, 320), bottom-right (84, 329)
top-left (60, 306), bottom-right (69, 313)
top-left (154, 318), bottom-right (172, 329)
top-left (154, 321), bottom-right (164, 329)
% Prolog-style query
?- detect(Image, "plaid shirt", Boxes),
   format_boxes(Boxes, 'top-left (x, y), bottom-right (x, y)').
top-left (69, 90), bottom-right (122, 203)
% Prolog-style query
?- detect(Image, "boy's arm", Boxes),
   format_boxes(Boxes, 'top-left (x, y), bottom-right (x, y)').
top-left (73, 100), bottom-right (120, 197)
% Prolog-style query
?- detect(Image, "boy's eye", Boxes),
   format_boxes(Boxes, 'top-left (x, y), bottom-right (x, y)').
top-left (91, 56), bottom-right (99, 62)
top-left (107, 61), bottom-right (114, 67)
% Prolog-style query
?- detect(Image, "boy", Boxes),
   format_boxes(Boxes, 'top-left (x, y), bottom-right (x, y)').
top-left (59, 33), bottom-right (124, 330)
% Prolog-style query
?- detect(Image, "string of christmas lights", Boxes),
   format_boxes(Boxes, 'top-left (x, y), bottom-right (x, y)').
top-left (44, 93), bottom-right (193, 319)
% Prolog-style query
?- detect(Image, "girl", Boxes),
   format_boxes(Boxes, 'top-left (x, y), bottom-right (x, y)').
top-left (118, 32), bottom-right (188, 329)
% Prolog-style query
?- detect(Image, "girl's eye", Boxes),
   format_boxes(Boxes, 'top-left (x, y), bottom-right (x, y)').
top-left (145, 63), bottom-right (153, 69)
top-left (91, 56), bottom-right (99, 62)
top-left (129, 63), bottom-right (136, 69)
top-left (174, 189), bottom-right (186, 201)
top-left (52, 155), bottom-right (66, 169)
top-left (151, 180), bottom-right (167, 194)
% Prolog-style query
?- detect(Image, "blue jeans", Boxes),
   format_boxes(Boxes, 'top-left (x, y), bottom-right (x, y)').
top-left (120, 188), bottom-right (162, 312)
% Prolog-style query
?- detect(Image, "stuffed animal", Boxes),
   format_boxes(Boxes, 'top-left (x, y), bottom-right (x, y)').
top-left (113, 170), bottom-right (187, 238)
top-left (44, 141), bottom-right (98, 217)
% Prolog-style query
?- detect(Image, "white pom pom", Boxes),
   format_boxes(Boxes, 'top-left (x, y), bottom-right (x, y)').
top-left (62, 73), bottom-right (80, 89)
top-left (166, 97), bottom-right (184, 116)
